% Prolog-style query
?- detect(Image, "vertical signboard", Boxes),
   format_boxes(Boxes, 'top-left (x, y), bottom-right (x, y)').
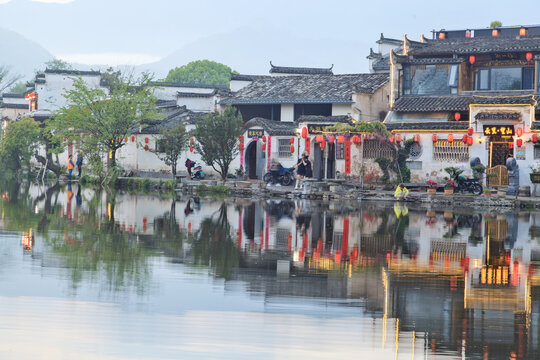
top-left (344, 138), bottom-right (351, 174)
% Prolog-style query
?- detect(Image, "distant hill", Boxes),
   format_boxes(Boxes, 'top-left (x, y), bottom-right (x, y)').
top-left (0, 27), bottom-right (55, 81)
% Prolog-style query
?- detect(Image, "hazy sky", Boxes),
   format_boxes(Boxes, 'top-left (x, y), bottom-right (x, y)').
top-left (0, 0), bottom-right (537, 72)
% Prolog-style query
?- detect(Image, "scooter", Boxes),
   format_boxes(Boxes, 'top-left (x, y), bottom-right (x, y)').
top-left (263, 163), bottom-right (295, 186)
top-left (190, 163), bottom-right (205, 180)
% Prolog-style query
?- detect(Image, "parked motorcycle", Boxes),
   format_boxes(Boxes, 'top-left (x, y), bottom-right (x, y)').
top-left (263, 163), bottom-right (295, 186)
top-left (454, 174), bottom-right (483, 195)
top-left (191, 163), bottom-right (205, 180)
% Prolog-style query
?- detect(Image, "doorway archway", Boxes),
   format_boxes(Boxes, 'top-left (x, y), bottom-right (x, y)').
top-left (245, 140), bottom-right (264, 179)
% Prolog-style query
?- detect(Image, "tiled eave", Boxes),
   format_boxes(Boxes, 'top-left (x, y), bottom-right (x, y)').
top-left (219, 99), bottom-right (354, 105)
top-left (386, 121), bottom-right (469, 132)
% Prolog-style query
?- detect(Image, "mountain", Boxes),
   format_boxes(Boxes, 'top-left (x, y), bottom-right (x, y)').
top-left (0, 27), bottom-right (55, 81)
top-left (137, 27), bottom-right (371, 79)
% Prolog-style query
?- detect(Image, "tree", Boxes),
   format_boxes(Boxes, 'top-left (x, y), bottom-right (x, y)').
top-left (193, 106), bottom-right (243, 181)
top-left (45, 58), bottom-right (73, 71)
top-left (151, 123), bottom-right (189, 176)
top-left (0, 65), bottom-right (22, 94)
top-left (164, 60), bottom-right (235, 86)
top-left (490, 20), bottom-right (502, 28)
top-left (52, 72), bottom-right (159, 172)
top-left (8, 82), bottom-right (27, 94)
top-left (0, 117), bottom-right (41, 171)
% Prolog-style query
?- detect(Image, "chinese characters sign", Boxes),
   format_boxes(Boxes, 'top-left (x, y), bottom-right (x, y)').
top-left (344, 139), bottom-right (351, 174)
top-left (483, 125), bottom-right (514, 136)
top-left (307, 124), bottom-right (332, 134)
top-left (247, 129), bottom-right (263, 138)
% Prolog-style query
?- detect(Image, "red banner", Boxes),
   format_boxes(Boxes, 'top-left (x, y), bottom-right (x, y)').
top-left (344, 139), bottom-right (351, 174)
top-left (306, 137), bottom-right (311, 155)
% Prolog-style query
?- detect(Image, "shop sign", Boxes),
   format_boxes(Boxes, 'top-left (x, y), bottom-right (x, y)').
top-left (516, 146), bottom-right (526, 160)
top-left (483, 125), bottom-right (514, 136)
top-left (344, 139), bottom-right (351, 174)
top-left (247, 129), bottom-right (264, 138)
top-left (307, 124), bottom-right (332, 134)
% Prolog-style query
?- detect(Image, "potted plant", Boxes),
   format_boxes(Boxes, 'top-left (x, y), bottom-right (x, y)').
top-left (444, 179), bottom-right (455, 195)
top-left (530, 164), bottom-right (540, 183)
top-left (426, 180), bottom-right (438, 195)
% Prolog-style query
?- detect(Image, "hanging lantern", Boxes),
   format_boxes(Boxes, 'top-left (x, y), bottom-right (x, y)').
top-left (327, 135), bottom-right (335, 143)
top-left (315, 135), bottom-right (323, 143)
top-left (492, 29), bottom-right (499, 37)
top-left (469, 55), bottom-right (475, 64)
top-left (301, 127), bottom-right (308, 139)
top-left (532, 134), bottom-right (538, 143)
top-left (520, 27), bottom-right (528, 36)
top-left (448, 134), bottom-right (454, 142)
top-left (337, 135), bottom-right (345, 143)
top-left (290, 145), bottom-right (294, 153)
top-left (144, 145), bottom-right (149, 152)
top-left (467, 137), bottom-right (473, 146)
top-left (290, 137), bottom-right (294, 144)
top-left (526, 52), bottom-right (533, 61)
top-left (454, 112), bottom-right (461, 120)
top-left (396, 135), bottom-right (402, 143)
top-left (517, 138), bottom-right (523, 147)
top-left (320, 139), bottom-right (326, 149)
top-left (432, 134), bottom-right (438, 142)
top-left (262, 143), bottom-right (266, 152)
top-left (468, 128), bottom-right (474, 136)
top-left (351, 135), bottom-right (360, 144)
top-left (462, 135), bottom-right (468, 143)
top-left (131, 135), bottom-right (135, 142)
top-left (144, 137), bottom-right (149, 143)
top-left (414, 134), bottom-right (420, 143)
top-left (389, 136), bottom-right (395, 143)
top-left (516, 128), bottom-right (523, 137)
top-left (238, 135), bottom-right (243, 143)
top-left (438, 32), bottom-right (445, 39)
top-left (262, 135), bottom-right (267, 143)
top-left (509, 142), bottom-right (514, 149)
top-left (465, 30), bottom-right (472, 38)
top-left (190, 137), bottom-right (194, 143)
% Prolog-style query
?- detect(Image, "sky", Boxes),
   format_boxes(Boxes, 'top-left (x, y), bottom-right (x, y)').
top-left (0, 0), bottom-right (538, 73)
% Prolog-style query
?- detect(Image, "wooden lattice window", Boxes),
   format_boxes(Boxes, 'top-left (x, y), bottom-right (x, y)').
top-left (362, 139), bottom-right (394, 159)
top-left (432, 140), bottom-right (469, 162)
top-left (278, 139), bottom-right (292, 157)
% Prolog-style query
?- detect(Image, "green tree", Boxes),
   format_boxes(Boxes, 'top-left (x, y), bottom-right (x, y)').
top-left (193, 106), bottom-right (243, 181)
top-left (164, 60), bottom-right (234, 86)
top-left (490, 20), bottom-right (502, 28)
top-left (9, 81), bottom-right (27, 94)
top-left (0, 65), bottom-right (22, 93)
top-left (52, 73), bottom-right (159, 173)
top-left (45, 58), bottom-right (73, 71)
top-left (0, 117), bottom-right (41, 171)
top-left (151, 123), bottom-right (189, 176)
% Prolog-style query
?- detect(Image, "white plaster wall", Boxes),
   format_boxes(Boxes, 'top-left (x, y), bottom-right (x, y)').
top-left (281, 104), bottom-right (294, 122)
top-left (176, 96), bottom-right (215, 112)
top-left (331, 104), bottom-right (353, 117)
top-left (2, 97), bottom-right (27, 105)
top-left (0, 107), bottom-right (27, 121)
top-left (37, 73), bottom-right (106, 111)
top-left (153, 86), bottom-right (215, 101)
top-left (230, 80), bottom-right (252, 92)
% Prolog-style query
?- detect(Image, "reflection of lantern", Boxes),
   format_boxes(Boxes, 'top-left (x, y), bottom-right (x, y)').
top-left (462, 135), bottom-right (468, 143)
top-left (327, 135), bottom-right (335, 143)
top-left (301, 127), bottom-right (308, 139)
top-left (509, 142), bottom-right (514, 149)
top-left (351, 135), bottom-right (360, 144)
top-left (533, 134), bottom-right (538, 143)
top-left (396, 135), bottom-right (402, 143)
top-left (432, 134), bottom-right (438, 142)
top-left (454, 112), bottom-right (461, 120)
top-left (414, 134), bottom-right (420, 143)
top-left (262, 143), bottom-right (266, 152)
top-left (337, 135), bottom-right (345, 143)
top-left (448, 134), bottom-right (454, 142)
top-left (468, 128), bottom-right (474, 136)
top-left (144, 145), bottom-right (149, 151)
top-left (124, 137), bottom-right (128, 143)
top-left (469, 55), bottom-right (475, 64)
top-left (189, 146), bottom-right (194, 153)
top-left (467, 137), bottom-right (473, 146)
top-left (526, 52), bottom-right (533, 61)
top-left (290, 145), bottom-right (294, 153)
top-left (316, 135), bottom-right (323, 143)
top-left (517, 138), bottom-right (523, 147)
top-left (516, 128), bottom-right (523, 137)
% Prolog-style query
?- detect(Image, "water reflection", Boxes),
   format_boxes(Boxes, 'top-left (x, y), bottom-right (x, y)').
top-left (3, 182), bottom-right (540, 358)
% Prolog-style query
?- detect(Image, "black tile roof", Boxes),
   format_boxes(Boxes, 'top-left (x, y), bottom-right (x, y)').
top-left (297, 115), bottom-right (352, 124)
top-left (177, 90), bottom-right (216, 98)
top-left (220, 74), bottom-right (389, 105)
top-left (138, 106), bottom-right (202, 134)
top-left (396, 56), bottom-right (465, 65)
top-left (0, 103), bottom-right (28, 109)
top-left (372, 56), bottom-right (390, 71)
top-left (44, 68), bottom-right (101, 76)
top-left (151, 81), bottom-right (228, 90)
top-left (385, 121), bottom-right (468, 131)
top-left (409, 36), bottom-right (540, 56)
top-left (269, 62), bottom-right (334, 75)
top-left (230, 74), bottom-right (271, 81)
top-left (393, 94), bottom-right (538, 112)
top-left (474, 111), bottom-right (521, 120)
top-left (243, 118), bottom-right (297, 136)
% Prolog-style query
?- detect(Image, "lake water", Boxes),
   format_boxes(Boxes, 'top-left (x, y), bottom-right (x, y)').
top-left (1, 182), bottom-right (539, 359)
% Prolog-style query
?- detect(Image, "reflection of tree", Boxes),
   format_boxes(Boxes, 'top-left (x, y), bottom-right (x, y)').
top-left (191, 203), bottom-right (239, 279)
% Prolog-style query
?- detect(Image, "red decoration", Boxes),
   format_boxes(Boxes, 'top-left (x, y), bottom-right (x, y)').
top-left (351, 135), bottom-right (361, 144)
top-left (306, 137), bottom-right (311, 155)
top-left (438, 32), bottom-right (445, 39)
top-left (144, 137), bottom-right (149, 143)
top-left (290, 137), bottom-right (294, 144)
top-left (301, 127), bottom-right (308, 139)
top-left (144, 145), bottom-right (149, 151)
top-left (327, 135), bottom-right (335, 143)
top-left (414, 134), bottom-right (420, 143)
top-left (337, 135), bottom-right (345, 143)
top-left (526, 52), bottom-right (533, 61)
top-left (432, 134), bottom-right (438, 142)
top-left (448, 134), bottom-right (454, 142)
top-left (520, 27), bottom-right (528, 36)
top-left (465, 30), bottom-right (472, 38)
top-left (124, 137), bottom-right (128, 143)
top-left (467, 137), bottom-right (473, 146)
top-left (262, 136), bottom-right (267, 143)
top-left (396, 135), bottom-right (402, 143)
top-left (462, 135), bottom-right (468, 143)
top-left (389, 136), bottom-right (394, 143)
top-left (320, 139), bottom-right (326, 149)
top-left (262, 143), bottom-right (266, 152)
top-left (454, 112), bottom-right (461, 120)
top-left (131, 135), bottom-right (135, 142)
top-left (517, 138), bottom-right (523, 147)
top-left (190, 137), bottom-right (194, 143)
top-left (344, 139), bottom-right (351, 174)
top-left (532, 134), bottom-right (538, 143)
top-left (315, 135), bottom-right (323, 143)
top-left (290, 145), bottom-right (294, 153)
top-left (517, 128), bottom-right (523, 137)
top-left (189, 146), bottom-right (193, 153)
top-left (469, 55), bottom-right (475, 64)
top-left (509, 142), bottom-right (514, 149)
top-left (239, 143), bottom-right (244, 151)
top-left (492, 29), bottom-right (499, 37)
top-left (468, 128), bottom-right (474, 136)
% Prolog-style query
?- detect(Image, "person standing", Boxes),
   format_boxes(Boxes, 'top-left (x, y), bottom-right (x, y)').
top-left (294, 152), bottom-right (307, 189)
top-left (304, 155), bottom-right (313, 179)
top-left (76, 154), bottom-right (83, 177)
top-left (67, 154), bottom-right (75, 181)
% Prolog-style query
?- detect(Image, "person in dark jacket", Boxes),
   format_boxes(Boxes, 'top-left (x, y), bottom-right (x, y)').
top-left (76, 154), bottom-right (83, 177)
top-left (294, 152), bottom-right (308, 189)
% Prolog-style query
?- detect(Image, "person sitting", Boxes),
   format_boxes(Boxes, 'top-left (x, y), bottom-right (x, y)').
top-left (394, 183), bottom-right (409, 200)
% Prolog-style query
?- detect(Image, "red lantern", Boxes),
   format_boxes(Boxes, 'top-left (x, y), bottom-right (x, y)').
top-left (432, 134), bottom-right (438, 142)
top-left (468, 128), bottom-right (474, 136)
top-left (438, 32), bottom-right (445, 39)
top-left (290, 137), bottom-right (294, 144)
top-left (315, 135), bottom-right (323, 143)
top-left (351, 135), bottom-right (360, 144)
top-left (492, 29), bottom-right (499, 37)
top-left (469, 55), bottom-right (475, 64)
top-left (131, 135), bottom-right (135, 142)
top-left (448, 134), bottom-right (454, 142)
top-left (516, 128), bottom-right (523, 137)
top-left (327, 135), bottom-right (335, 143)
top-left (144, 145), bottom-right (149, 152)
top-left (526, 52), bottom-right (533, 61)
top-left (467, 137), bottom-right (473, 146)
top-left (124, 137), bottom-right (128, 143)
top-left (414, 134), bottom-right (420, 143)
top-left (396, 135), bottom-right (402, 143)
top-left (290, 145), bottom-right (294, 153)
top-left (389, 136), bottom-right (395, 143)
top-left (517, 139), bottom-right (523, 147)
top-left (190, 146), bottom-right (194, 153)
top-left (462, 135), bottom-right (468, 143)
top-left (262, 135), bottom-right (267, 143)
top-left (144, 137), bottom-right (149, 143)
top-left (465, 30), bottom-right (472, 38)
top-left (533, 134), bottom-right (538, 143)
top-left (320, 139), bottom-right (326, 149)
top-left (262, 143), bottom-right (266, 152)
top-left (337, 135), bottom-right (345, 143)
top-left (301, 127), bottom-right (308, 139)
top-left (509, 142), bottom-right (514, 149)
top-left (520, 27), bottom-right (528, 36)
top-left (454, 112), bottom-right (461, 120)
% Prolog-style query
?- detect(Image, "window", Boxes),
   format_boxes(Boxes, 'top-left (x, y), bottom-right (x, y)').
top-left (403, 64), bottom-right (458, 95)
top-left (474, 67), bottom-right (534, 91)
top-left (363, 139), bottom-right (394, 159)
top-left (278, 139), bottom-right (292, 157)
top-left (433, 140), bottom-right (469, 162)
top-left (155, 139), bottom-right (166, 153)
top-left (335, 142), bottom-right (344, 159)
top-left (534, 145), bottom-right (540, 159)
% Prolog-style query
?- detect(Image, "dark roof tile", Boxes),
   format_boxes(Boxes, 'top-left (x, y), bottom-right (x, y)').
top-left (409, 36), bottom-right (540, 56)
top-left (297, 115), bottom-right (352, 124)
top-left (393, 94), bottom-right (538, 112)
top-left (243, 118), bottom-right (297, 136)
top-left (269, 62), bottom-right (333, 75)
top-left (385, 121), bottom-right (468, 131)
